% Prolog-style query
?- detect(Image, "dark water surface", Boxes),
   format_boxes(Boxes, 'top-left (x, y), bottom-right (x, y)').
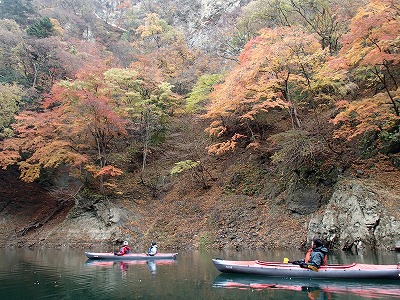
top-left (0, 248), bottom-right (399, 299)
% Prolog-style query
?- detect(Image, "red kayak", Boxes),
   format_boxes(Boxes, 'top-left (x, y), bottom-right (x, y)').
top-left (85, 252), bottom-right (178, 260)
top-left (212, 258), bottom-right (400, 279)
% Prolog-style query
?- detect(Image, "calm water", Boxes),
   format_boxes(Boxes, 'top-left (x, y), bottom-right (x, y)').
top-left (0, 248), bottom-right (399, 299)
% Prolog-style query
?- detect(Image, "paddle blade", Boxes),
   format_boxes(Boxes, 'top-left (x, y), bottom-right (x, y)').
top-left (283, 257), bottom-right (289, 264)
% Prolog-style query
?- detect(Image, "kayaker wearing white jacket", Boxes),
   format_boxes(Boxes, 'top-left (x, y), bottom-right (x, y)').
top-left (147, 241), bottom-right (158, 256)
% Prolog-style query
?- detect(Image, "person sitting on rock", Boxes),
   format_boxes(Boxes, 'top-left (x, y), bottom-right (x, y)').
top-left (147, 241), bottom-right (158, 256)
top-left (114, 241), bottom-right (131, 256)
top-left (292, 238), bottom-right (328, 272)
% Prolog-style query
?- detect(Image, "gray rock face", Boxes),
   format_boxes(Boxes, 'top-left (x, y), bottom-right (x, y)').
top-left (94, 0), bottom-right (251, 49)
top-left (285, 184), bottom-right (329, 215)
top-left (308, 179), bottom-right (400, 251)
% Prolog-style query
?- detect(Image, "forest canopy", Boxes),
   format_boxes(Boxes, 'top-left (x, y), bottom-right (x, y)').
top-left (0, 0), bottom-right (399, 194)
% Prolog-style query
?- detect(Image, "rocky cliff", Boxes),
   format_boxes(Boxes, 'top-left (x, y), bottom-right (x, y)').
top-left (1, 160), bottom-right (399, 251)
top-left (308, 178), bottom-right (400, 251)
top-left (94, 0), bottom-right (251, 49)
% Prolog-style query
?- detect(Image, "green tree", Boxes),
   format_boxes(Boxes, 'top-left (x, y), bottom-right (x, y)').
top-left (0, 19), bottom-right (30, 86)
top-left (0, 83), bottom-right (25, 138)
top-left (103, 67), bottom-right (182, 182)
top-left (185, 74), bottom-right (223, 113)
top-left (27, 17), bottom-right (54, 38)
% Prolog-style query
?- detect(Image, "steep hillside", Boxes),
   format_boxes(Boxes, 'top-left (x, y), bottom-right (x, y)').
top-left (1, 114), bottom-right (399, 251)
top-left (1, 0), bottom-right (399, 252)
top-left (0, 115), bottom-right (310, 250)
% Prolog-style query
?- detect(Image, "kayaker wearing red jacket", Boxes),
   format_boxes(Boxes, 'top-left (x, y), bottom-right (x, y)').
top-left (114, 241), bottom-right (131, 256)
top-left (292, 238), bottom-right (328, 271)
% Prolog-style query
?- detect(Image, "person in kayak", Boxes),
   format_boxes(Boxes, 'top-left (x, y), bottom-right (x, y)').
top-left (147, 241), bottom-right (158, 256)
top-left (114, 241), bottom-right (131, 256)
top-left (292, 238), bottom-right (328, 272)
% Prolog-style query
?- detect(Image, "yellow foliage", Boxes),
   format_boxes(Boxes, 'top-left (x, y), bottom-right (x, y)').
top-left (49, 18), bottom-right (64, 35)
top-left (136, 13), bottom-right (165, 38)
top-left (341, 0), bottom-right (400, 67)
top-left (0, 150), bottom-right (20, 169)
top-left (18, 162), bottom-right (41, 182)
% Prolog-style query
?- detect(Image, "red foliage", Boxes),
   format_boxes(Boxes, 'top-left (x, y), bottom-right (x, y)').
top-left (0, 71), bottom-right (130, 189)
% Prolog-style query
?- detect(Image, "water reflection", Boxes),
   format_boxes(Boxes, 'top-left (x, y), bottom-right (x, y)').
top-left (147, 260), bottom-right (156, 275)
top-left (1, 249), bottom-right (399, 300)
top-left (84, 258), bottom-right (176, 276)
top-left (213, 273), bottom-right (400, 299)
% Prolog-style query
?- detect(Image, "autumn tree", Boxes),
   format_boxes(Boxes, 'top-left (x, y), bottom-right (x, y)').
top-left (219, 0), bottom-right (292, 59)
top-left (0, 69), bottom-right (130, 194)
top-left (204, 26), bottom-right (329, 155)
top-left (49, 0), bottom-right (98, 39)
top-left (135, 12), bottom-right (179, 50)
top-left (340, 0), bottom-right (399, 113)
top-left (0, 15), bottom-right (115, 97)
top-left (223, 0), bottom-right (365, 59)
top-left (131, 12), bottom-right (217, 95)
top-left (330, 0), bottom-right (400, 155)
top-left (0, 0), bottom-right (36, 26)
top-left (156, 40), bottom-right (216, 95)
top-left (288, 0), bottom-right (346, 54)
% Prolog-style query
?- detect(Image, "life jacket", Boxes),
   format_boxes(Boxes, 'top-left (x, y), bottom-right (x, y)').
top-left (305, 248), bottom-right (328, 265)
top-left (117, 245), bottom-right (130, 255)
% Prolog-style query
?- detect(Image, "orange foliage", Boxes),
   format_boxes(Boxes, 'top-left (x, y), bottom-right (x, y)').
top-left (85, 164), bottom-right (123, 178)
top-left (205, 26), bottom-right (326, 154)
top-left (130, 55), bottom-right (164, 87)
top-left (330, 0), bottom-right (400, 145)
top-left (341, 0), bottom-right (400, 67)
top-left (0, 70), bottom-right (130, 186)
top-left (331, 90), bottom-right (400, 141)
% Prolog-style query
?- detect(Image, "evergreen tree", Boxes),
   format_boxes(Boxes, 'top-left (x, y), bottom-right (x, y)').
top-left (27, 17), bottom-right (54, 38)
